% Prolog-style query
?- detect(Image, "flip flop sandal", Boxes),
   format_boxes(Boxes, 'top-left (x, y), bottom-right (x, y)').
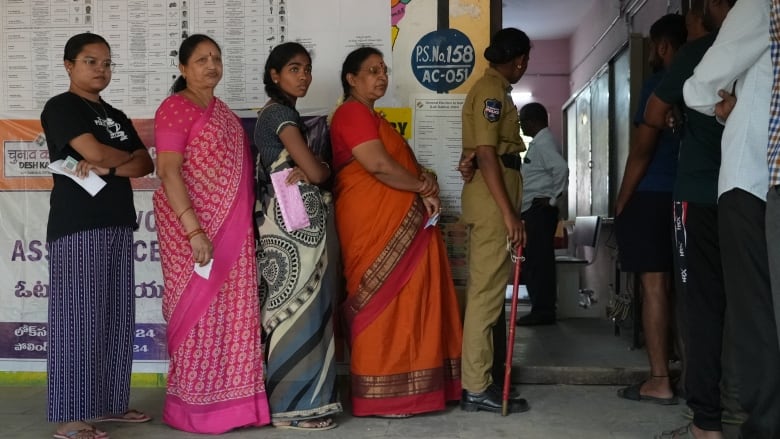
top-left (53, 427), bottom-right (108, 439)
top-left (93, 409), bottom-right (151, 423)
top-left (655, 423), bottom-right (695, 439)
top-left (273, 418), bottom-right (337, 431)
top-left (617, 381), bottom-right (679, 405)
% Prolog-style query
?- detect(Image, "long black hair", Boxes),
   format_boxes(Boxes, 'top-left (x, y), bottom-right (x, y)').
top-left (339, 46), bottom-right (383, 100)
top-left (171, 34), bottom-right (221, 93)
top-left (263, 42), bottom-right (311, 109)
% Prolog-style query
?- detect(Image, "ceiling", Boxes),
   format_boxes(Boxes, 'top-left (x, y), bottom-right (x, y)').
top-left (502, 0), bottom-right (597, 40)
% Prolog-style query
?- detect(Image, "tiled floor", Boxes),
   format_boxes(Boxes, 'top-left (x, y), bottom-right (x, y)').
top-left (2, 316), bottom-right (738, 438)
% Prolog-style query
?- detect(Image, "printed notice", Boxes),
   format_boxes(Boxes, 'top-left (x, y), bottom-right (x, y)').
top-left (412, 95), bottom-right (465, 214)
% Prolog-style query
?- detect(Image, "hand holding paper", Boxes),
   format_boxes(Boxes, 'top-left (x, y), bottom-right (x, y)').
top-left (425, 211), bottom-right (440, 229)
top-left (270, 168), bottom-right (310, 232)
top-left (48, 157), bottom-right (107, 196)
top-left (194, 259), bottom-right (214, 279)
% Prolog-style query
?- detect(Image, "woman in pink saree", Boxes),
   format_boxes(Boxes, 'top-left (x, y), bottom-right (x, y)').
top-left (153, 34), bottom-right (270, 434)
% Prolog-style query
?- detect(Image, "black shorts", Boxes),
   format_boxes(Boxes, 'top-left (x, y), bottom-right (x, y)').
top-left (615, 191), bottom-right (674, 273)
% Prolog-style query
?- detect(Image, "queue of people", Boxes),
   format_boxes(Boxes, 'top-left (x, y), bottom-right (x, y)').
top-left (46, 10), bottom-right (780, 438)
top-left (612, 2), bottom-right (780, 439)
top-left (42, 29), bottom-right (520, 439)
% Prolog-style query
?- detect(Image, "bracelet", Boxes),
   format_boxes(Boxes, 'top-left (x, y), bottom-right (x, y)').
top-left (108, 167), bottom-right (116, 177)
top-left (186, 228), bottom-right (205, 241)
top-left (422, 167), bottom-right (437, 179)
top-left (177, 206), bottom-right (193, 220)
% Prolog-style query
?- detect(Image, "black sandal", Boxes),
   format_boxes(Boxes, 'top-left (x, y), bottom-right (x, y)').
top-left (617, 380), bottom-right (678, 405)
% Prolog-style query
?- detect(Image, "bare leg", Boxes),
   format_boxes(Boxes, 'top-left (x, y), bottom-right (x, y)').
top-left (639, 271), bottom-right (675, 399)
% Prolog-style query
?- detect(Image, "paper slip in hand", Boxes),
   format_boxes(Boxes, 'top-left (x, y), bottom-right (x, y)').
top-left (48, 158), bottom-right (107, 196)
top-left (425, 211), bottom-right (440, 229)
top-left (270, 168), bottom-right (310, 232)
top-left (194, 259), bottom-right (214, 279)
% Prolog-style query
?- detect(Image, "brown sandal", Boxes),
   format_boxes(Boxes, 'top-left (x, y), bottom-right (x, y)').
top-left (273, 417), bottom-right (337, 430)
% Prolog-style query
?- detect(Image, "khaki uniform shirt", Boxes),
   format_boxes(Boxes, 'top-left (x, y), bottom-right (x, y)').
top-left (461, 67), bottom-right (525, 222)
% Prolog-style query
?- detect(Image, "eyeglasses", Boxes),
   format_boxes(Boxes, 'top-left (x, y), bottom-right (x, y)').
top-left (361, 64), bottom-right (390, 76)
top-left (73, 58), bottom-right (118, 71)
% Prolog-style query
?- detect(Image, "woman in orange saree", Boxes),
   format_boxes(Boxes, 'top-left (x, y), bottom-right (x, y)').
top-left (153, 35), bottom-right (270, 434)
top-left (329, 47), bottom-right (463, 417)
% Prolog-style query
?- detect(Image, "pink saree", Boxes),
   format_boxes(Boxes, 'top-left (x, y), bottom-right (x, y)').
top-left (153, 96), bottom-right (270, 434)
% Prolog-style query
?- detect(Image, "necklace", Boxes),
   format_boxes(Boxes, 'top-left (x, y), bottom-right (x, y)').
top-left (79, 96), bottom-right (116, 136)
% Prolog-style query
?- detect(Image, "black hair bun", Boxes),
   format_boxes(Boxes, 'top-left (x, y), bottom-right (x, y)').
top-left (485, 27), bottom-right (530, 63)
top-left (483, 45), bottom-right (506, 64)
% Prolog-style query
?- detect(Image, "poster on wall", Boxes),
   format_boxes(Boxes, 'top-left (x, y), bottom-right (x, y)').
top-left (0, 0), bottom-right (392, 375)
top-left (0, 118), bottom-right (165, 372)
top-left (0, 0), bottom-right (391, 119)
top-left (0, 0), bottom-right (501, 376)
top-left (388, 0), bottom-right (490, 107)
top-left (411, 95), bottom-right (466, 215)
top-left (286, 0), bottom-right (392, 112)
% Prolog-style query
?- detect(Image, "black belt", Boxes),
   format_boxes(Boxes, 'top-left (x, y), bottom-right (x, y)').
top-left (499, 153), bottom-right (523, 171)
top-left (472, 153), bottom-right (523, 172)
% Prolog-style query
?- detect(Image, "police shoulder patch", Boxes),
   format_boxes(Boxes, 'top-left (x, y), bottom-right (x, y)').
top-left (483, 99), bottom-right (502, 123)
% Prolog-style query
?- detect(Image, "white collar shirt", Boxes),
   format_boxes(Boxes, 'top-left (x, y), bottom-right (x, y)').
top-left (682, 0), bottom-right (771, 201)
top-left (520, 127), bottom-right (569, 212)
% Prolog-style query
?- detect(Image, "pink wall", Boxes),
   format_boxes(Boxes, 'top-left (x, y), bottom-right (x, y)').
top-left (569, 0), bottom-right (676, 93)
top-left (512, 38), bottom-right (570, 146)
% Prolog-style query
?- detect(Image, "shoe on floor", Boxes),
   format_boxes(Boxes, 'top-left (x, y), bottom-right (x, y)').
top-left (493, 382), bottom-right (522, 400)
top-left (515, 313), bottom-right (556, 326)
top-left (617, 381), bottom-right (678, 405)
top-left (461, 384), bottom-right (530, 414)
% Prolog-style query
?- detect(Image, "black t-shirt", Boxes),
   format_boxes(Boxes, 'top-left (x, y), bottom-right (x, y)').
top-left (654, 33), bottom-right (722, 204)
top-left (41, 91), bottom-right (146, 242)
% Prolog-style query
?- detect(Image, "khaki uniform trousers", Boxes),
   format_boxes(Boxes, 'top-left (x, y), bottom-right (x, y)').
top-left (460, 169), bottom-right (521, 392)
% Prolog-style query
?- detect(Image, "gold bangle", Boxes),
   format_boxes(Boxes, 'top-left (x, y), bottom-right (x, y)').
top-left (186, 228), bottom-right (205, 241)
top-left (177, 206), bottom-right (193, 220)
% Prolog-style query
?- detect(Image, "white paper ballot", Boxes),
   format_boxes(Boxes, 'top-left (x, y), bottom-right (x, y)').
top-left (48, 159), bottom-right (107, 196)
top-left (424, 211), bottom-right (440, 229)
top-left (194, 259), bottom-right (214, 279)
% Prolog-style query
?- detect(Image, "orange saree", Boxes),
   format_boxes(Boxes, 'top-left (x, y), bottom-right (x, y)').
top-left (331, 102), bottom-right (462, 416)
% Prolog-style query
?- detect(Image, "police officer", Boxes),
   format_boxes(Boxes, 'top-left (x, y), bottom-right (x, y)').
top-left (459, 27), bottom-right (530, 414)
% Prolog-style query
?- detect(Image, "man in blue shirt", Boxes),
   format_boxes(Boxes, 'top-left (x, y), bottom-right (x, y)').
top-left (615, 13), bottom-right (686, 408)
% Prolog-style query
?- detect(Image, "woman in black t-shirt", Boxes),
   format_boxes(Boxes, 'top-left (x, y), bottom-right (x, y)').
top-left (40, 33), bottom-right (154, 439)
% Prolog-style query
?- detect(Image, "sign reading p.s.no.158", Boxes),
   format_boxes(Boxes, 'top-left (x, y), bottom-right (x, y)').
top-left (411, 29), bottom-right (475, 93)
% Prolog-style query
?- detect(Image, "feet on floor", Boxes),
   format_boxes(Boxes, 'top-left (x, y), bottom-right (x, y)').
top-left (461, 383), bottom-right (530, 414)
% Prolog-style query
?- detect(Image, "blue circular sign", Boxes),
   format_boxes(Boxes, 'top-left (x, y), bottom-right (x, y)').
top-left (411, 29), bottom-right (475, 93)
